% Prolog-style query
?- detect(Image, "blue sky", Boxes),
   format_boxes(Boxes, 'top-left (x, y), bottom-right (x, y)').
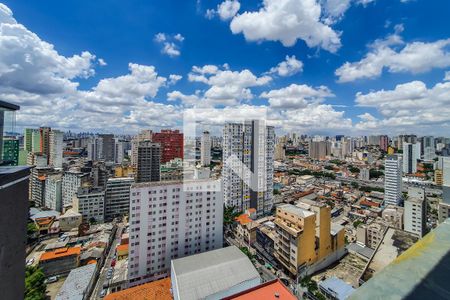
top-left (1, 0), bottom-right (450, 136)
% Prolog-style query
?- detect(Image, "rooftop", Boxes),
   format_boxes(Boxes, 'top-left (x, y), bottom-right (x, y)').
top-left (40, 247), bottom-right (81, 261)
top-left (0, 100), bottom-right (19, 110)
top-left (104, 278), bottom-right (172, 300)
top-left (223, 279), bottom-right (297, 300)
top-left (278, 203), bottom-right (315, 218)
top-left (350, 219), bottom-right (450, 300)
top-left (171, 246), bottom-right (261, 300)
top-left (319, 277), bottom-right (355, 300)
top-left (55, 263), bottom-right (96, 300)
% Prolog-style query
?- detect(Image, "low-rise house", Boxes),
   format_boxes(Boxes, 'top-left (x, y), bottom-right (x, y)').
top-left (59, 209), bottom-right (82, 231)
top-left (39, 247), bottom-right (81, 276)
top-left (55, 263), bottom-right (97, 300)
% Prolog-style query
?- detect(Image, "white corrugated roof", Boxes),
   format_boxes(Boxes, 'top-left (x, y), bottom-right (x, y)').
top-left (172, 246), bottom-right (261, 300)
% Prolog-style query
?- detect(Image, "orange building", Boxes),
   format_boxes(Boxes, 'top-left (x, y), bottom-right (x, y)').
top-left (39, 247), bottom-right (81, 276)
top-left (223, 279), bottom-right (296, 300)
top-left (104, 278), bottom-right (172, 300)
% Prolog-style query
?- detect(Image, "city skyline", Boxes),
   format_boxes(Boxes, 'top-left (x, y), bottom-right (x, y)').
top-left (1, 1), bottom-right (450, 135)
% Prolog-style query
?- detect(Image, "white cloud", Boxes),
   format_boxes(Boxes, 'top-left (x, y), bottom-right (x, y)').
top-left (0, 4), bottom-right (101, 96)
top-left (98, 58), bottom-right (107, 66)
top-left (154, 33), bottom-right (184, 57)
top-left (217, 0), bottom-right (241, 20)
top-left (322, 0), bottom-right (352, 24)
top-left (267, 55), bottom-right (303, 77)
top-left (174, 33), bottom-right (185, 42)
top-left (168, 74), bottom-right (182, 85)
top-left (355, 79), bottom-right (450, 133)
top-left (261, 83), bottom-right (334, 109)
top-left (336, 27), bottom-right (450, 82)
top-left (444, 71), bottom-right (450, 81)
top-left (181, 64), bottom-right (272, 106)
top-left (163, 42), bottom-right (180, 57)
top-left (205, 9), bottom-right (215, 19)
top-left (229, 0), bottom-right (341, 52)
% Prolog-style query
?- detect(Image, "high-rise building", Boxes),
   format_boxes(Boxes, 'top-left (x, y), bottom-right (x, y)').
top-left (308, 141), bottom-right (330, 160)
top-left (44, 173), bottom-right (63, 211)
top-left (24, 128), bottom-right (36, 153)
top-left (404, 189), bottom-right (426, 238)
top-left (379, 135), bottom-right (389, 152)
top-left (403, 142), bottom-right (421, 174)
top-left (2, 137), bottom-right (19, 165)
top-left (104, 177), bottom-right (134, 221)
top-left (222, 121), bottom-right (275, 216)
top-left (73, 186), bottom-right (105, 223)
top-left (153, 129), bottom-right (183, 163)
top-left (99, 134), bottom-right (115, 162)
top-left (128, 179), bottom-right (223, 286)
top-left (30, 167), bottom-right (55, 207)
top-left (200, 131), bottom-right (211, 166)
top-left (49, 130), bottom-right (63, 168)
top-left (442, 157), bottom-right (450, 204)
top-left (87, 136), bottom-right (103, 161)
top-left (0, 100), bottom-right (30, 300)
top-left (274, 142), bottom-right (286, 161)
top-left (274, 203), bottom-right (345, 277)
top-left (62, 170), bottom-right (90, 207)
top-left (136, 141), bottom-right (160, 183)
top-left (114, 139), bottom-right (124, 164)
top-left (39, 127), bottom-right (51, 163)
top-left (131, 130), bottom-right (153, 168)
top-left (422, 136), bottom-right (436, 161)
top-left (384, 155), bottom-right (403, 206)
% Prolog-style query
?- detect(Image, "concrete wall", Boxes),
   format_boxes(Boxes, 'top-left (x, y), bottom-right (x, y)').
top-left (0, 167), bottom-right (30, 300)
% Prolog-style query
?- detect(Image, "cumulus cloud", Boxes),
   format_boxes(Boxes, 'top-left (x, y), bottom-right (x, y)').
top-left (0, 7), bottom-right (101, 95)
top-left (355, 79), bottom-right (450, 133)
top-left (261, 84), bottom-right (333, 109)
top-left (154, 33), bottom-right (184, 57)
top-left (168, 74), bottom-right (182, 85)
top-left (98, 58), bottom-right (107, 66)
top-left (267, 55), bottom-right (303, 77)
top-left (183, 64), bottom-right (271, 106)
top-left (229, 0), bottom-right (341, 52)
top-left (336, 26), bottom-right (450, 82)
top-left (217, 0), bottom-right (241, 20)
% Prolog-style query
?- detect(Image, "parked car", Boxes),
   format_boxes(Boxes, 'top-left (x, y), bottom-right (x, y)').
top-left (111, 259), bottom-right (116, 267)
top-left (26, 258), bottom-right (34, 266)
top-left (100, 289), bottom-right (107, 298)
top-left (44, 276), bottom-right (58, 284)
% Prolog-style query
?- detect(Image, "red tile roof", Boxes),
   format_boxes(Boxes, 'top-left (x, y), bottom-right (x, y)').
top-left (223, 279), bottom-right (297, 300)
top-left (104, 278), bottom-right (172, 300)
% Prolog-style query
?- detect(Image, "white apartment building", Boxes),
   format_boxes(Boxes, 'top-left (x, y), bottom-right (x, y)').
top-left (222, 121), bottom-right (274, 216)
top-left (128, 179), bottom-right (223, 286)
top-left (73, 187), bottom-right (105, 223)
top-left (384, 155), bottom-right (403, 206)
top-left (404, 196), bottom-right (426, 238)
top-left (49, 130), bottom-right (64, 168)
top-left (200, 131), bottom-right (211, 166)
top-left (44, 173), bottom-right (63, 212)
top-left (422, 136), bottom-right (436, 161)
top-left (131, 130), bottom-right (153, 168)
top-left (62, 170), bottom-right (89, 207)
top-left (403, 142), bottom-right (421, 174)
top-left (104, 177), bottom-right (134, 221)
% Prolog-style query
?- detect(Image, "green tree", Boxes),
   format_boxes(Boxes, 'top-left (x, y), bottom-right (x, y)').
top-left (348, 166), bottom-right (360, 174)
top-left (25, 266), bottom-right (46, 300)
top-left (239, 247), bottom-right (253, 260)
top-left (27, 222), bottom-right (38, 235)
top-left (369, 169), bottom-right (384, 179)
top-left (223, 205), bottom-right (241, 227)
top-left (351, 182), bottom-right (359, 189)
top-left (353, 220), bottom-right (363, 228)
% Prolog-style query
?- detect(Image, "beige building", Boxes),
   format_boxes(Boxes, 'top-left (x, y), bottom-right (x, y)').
top-left (274, 203), bottom-right (345, 277)
top-left (58, 209), bottom-right (82, 231)
top-left (382, 205), bottom-right (404, 229)
top-left (438, 202), bottom-right (450, 224)
top-left (435, 169), bottom-right (443, 186)
top-left (356, 220), bottom-right (388, 249)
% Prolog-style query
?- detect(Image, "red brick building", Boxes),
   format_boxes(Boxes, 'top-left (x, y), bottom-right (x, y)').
top-left (152, 130), bottom-right (183, 163)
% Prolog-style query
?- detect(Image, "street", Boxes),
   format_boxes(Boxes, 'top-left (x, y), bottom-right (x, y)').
top-left (90, 223), bottom-right (124, 299)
